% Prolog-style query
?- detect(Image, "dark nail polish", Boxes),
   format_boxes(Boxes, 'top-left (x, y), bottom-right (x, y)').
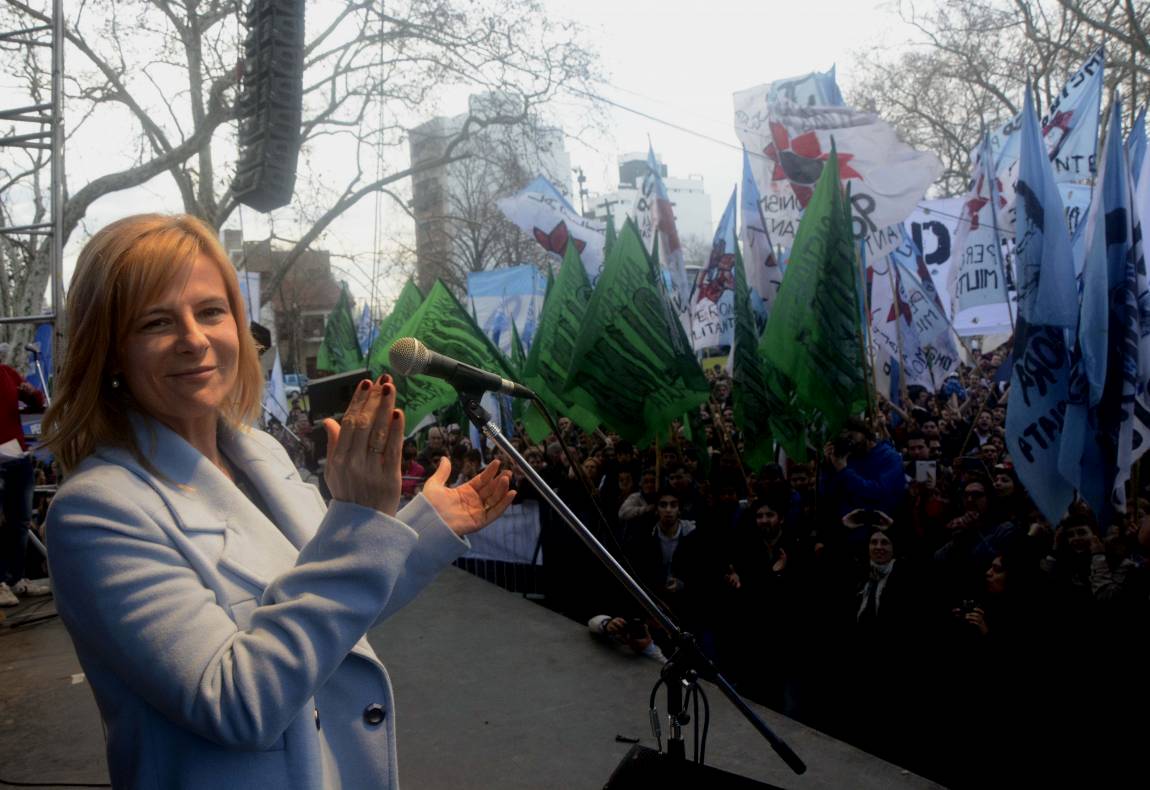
top-left (381, 383), bottom-right (392, 395)
top-left (358, 380), bottom-right (370, 392)
top-left (392, 410), bottom-right (401, 421)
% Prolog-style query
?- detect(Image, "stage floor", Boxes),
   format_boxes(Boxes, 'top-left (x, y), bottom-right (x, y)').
top-left (0, 567), bottom-right (940, 788)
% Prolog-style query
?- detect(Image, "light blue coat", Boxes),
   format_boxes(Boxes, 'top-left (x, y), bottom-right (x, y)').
top-left (46, 415), bottom-right (467, 789)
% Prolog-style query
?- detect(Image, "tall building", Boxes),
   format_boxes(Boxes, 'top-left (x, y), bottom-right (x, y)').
top-left (587, 152), bottom-right (714, 265)
top-left (409, 92), bottom-right (572, 291)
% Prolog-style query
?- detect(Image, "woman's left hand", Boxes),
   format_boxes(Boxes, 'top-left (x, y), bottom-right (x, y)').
top-left (422, 456), bottom-right (515, 536)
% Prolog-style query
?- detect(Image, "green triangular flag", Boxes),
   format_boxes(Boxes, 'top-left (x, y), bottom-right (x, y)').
top-left (760, 148), bottom-right (866, 436)
top-left (508, 320), bottom-right (527, 377)
top-left (521, 242), bottom-right (600, 441)
top-left (366, 279), bottom-right (424, 378)
top-left (392, 281), bottom-right (514, 428)
top-left (731, 243), bottom-right (774, 469)
top-left (562, 219), bottom-right (709, 446)
top-left (316, 282), bottom-right (365, 374)
top-left (604, 212), bottom-right (618, 258)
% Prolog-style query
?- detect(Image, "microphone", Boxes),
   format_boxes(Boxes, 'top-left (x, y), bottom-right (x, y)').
top-left (389, 337), bottom-right (536, 399)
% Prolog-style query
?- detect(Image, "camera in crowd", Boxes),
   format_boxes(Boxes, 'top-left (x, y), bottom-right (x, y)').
top-left (623, 618), bottom-right (648, 641)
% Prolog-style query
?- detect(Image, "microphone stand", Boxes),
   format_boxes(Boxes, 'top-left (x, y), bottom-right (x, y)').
top-left (456, 391), bottom-right (806, 777)
top-left (26, 345), bottom-right (51, 406)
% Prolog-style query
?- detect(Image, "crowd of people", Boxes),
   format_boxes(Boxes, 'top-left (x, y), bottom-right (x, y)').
top-left (18, 332), bottom-right (1141, 784)
top-left (275, 352), bottom-right (1147, 787)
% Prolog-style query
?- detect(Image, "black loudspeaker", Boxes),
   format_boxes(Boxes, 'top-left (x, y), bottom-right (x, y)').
top-left (231, 0), bottom-right (305, 212)
top-left (307, 368), bottom-right (370, 421)
top-left (603, 745), bottom-right (784, 789)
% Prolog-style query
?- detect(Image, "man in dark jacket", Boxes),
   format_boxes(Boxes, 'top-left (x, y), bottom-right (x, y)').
top-left (822, 418), bottom-right (907, 518)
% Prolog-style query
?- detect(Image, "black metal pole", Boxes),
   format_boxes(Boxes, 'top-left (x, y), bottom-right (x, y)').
top-left (456, 391), bottom-right (806, 775)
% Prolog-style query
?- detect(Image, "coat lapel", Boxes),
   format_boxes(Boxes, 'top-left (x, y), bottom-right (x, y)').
top-left (218, 425), bottom-right (326, 551)
top-left (112, 413), bottom-right (384, 667)
top-left (107, 414), bottom-right (301, 592)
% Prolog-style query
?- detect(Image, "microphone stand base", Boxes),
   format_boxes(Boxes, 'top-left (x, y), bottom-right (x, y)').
top-left (604, 745), bottom-right (786, 790)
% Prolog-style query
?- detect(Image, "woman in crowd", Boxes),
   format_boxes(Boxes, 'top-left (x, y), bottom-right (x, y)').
top-left (40, 214), bottom-right (514, 789)
top-left (399, 437), bottom-right (426, 501)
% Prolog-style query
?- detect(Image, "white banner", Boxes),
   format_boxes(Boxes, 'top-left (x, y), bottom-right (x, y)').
top-left (733, 93), bottom-right (942, 250)
top-left (464, 500), bottom-right (542, 564)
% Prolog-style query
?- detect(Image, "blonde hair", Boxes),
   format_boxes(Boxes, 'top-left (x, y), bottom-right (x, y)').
top-left (40, 214), bottom-right (264, 473)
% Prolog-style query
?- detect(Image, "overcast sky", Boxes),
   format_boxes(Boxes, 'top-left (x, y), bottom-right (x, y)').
top-left (57, 0), bottom-right (922, 311)
top-left (545, 0), bottom-right (918, 202)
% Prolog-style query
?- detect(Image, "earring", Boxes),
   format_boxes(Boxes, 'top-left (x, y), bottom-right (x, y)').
top-left (111, 374), bottom-right (122, 389)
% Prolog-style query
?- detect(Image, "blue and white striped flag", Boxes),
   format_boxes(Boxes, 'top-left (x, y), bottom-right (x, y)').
top-left (355, 304), bottom-right (377, 357)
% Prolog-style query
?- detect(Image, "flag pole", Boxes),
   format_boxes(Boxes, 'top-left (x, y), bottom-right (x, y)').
top-left (856, 241), bottom-right (878, 424)
top-left (885, 261), bottom-right (912, 407)
top-left (707, 398), bottom-right (750, 483)
top-left (981, 129), bottom-right (1016, 339)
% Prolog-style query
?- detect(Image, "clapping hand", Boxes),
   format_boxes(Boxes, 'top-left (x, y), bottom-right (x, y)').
top-left (422, 456), bottom-right (515, 537)
top-left (323, 376), bottom-right (404, 515)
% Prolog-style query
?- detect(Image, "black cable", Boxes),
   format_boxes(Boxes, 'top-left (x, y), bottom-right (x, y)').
top-left (0, 777), bottom-right (110, 788)
top-left (648, 676), bottom-right (664, 754)
top-left (0, 596), bottom-right (59, 629)
top-left (0, 612), bottom-right (58, 629)
top-left (698, 682), bottom-right (711, 765)
top-left (691, 684), bottom-right (699, 763)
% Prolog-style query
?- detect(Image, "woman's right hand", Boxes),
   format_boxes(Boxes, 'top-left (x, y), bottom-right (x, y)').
top-left (323, 376), bottom-right (405, 515)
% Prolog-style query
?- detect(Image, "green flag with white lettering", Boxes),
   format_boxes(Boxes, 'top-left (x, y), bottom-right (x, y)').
top-left (317, 282), bottom-right (365, 374)
top-left (760, 148), bottom-right (866, 436)
top-left (393, 281), bottom-right (513, 427)
top-left (366, 279), bottom-right (423, 379)
top-left (521, 242), bottom-right (600, 441)
top-left (562, 219), bottom-right (709, 446)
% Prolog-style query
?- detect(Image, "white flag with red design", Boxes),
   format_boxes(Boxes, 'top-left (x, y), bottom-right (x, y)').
top-left (733, 93), bottom-right (942, 249)
top-left (631, 145), bottom-right (692, 311)
top-left (496, 175), bottom-right (606, 285)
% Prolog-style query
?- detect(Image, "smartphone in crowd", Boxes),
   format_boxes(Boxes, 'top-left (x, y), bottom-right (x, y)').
top-left (915, 460), bottom-right (937, 485)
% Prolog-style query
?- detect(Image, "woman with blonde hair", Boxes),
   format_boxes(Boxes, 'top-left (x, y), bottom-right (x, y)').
top-left (41, 213), bottom-right (514, 789)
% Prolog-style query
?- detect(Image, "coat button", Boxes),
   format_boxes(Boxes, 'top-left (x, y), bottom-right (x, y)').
top-left (314, 707), bottom-right (321, 730)
top-left (363, 704), bottom-right (386, 726)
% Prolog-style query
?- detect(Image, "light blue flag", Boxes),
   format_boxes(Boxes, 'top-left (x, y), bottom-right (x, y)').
top-left (1128, 107), bottom-right (1146, 187)
top-left (765, 65), bottom-right (845, 107)
top-left (985, 49), bottom-right (1104, 185)
top-left (1005, 86), bottom-right (1077, 525)
top-left (355, 304), bottom-right (377, 357)
top-left (1060, 98), bottom-right (1143, 521)
top-left (466, 265), bottom-right (547, 355)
